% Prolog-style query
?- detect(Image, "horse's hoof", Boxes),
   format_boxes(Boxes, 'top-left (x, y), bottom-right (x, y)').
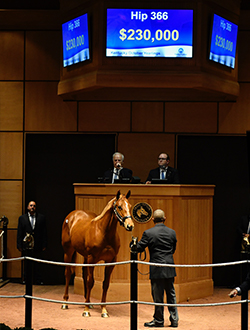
top-left (61, 304), bottom-right (68, 310)
top-left (101, 312), bottom-right (109, 318)
top-left (82, 311), bottom-right (91, 317)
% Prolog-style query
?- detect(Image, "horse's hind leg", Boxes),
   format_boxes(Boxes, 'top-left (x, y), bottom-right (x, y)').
top-left (82, 259), bottom-right (94, 310)
top-left (82, 258), bottom-right (88, 299)
top-left (101, 263), bottom-right (115, 318)
top-left (62, 249), bottom-right (75, 309)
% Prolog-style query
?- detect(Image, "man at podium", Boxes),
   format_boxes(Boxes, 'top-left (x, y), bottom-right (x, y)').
top-left (103, 152), bottom-right (133, 183)
top-left (145, 153), bottom-right (180, 184)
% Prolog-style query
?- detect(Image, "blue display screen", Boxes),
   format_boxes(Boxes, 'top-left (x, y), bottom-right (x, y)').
top-left (209, 14), bottom-right (238, 69)
top-left (106, 9), bottom-right (193, 58)
top-left (62, 13), bottom-right (90, 67)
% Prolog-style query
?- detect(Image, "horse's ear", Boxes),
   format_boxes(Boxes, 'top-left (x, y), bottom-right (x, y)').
top-left (116, 190), bottom-right (121, 200)
top-left (126, 190), bottom-right (131, 199)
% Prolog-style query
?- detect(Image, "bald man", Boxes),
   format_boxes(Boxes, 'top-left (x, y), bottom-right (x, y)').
top-left (136, 209), bottom-right (179, 328)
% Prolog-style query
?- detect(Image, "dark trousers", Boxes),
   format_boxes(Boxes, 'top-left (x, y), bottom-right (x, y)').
top-left (22, 249), bottom-right (44, 284)
top-left (151, 278), bottom-right (179, 324)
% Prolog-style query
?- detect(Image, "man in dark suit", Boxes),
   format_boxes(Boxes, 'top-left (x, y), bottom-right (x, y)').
top-left (229, 271), bottom-right (250, 297)
top-left (135, 209), bottom-right (179, 328)
top-left (103, 152), bottom-right (133, 183)
top-left (229, 215), bottom-right (250, 298)
top-left (146, 153), bottom-right (180, 184)
top-left (238, 214), bottom-right (250, 241)
top-left (17, 201), bottom-right (47, 284)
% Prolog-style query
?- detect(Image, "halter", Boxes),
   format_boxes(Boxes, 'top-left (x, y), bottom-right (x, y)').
top-left (113, 200), bottom-right (132, 226)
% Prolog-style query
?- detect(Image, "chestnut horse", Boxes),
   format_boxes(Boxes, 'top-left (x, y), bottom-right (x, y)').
top-left (61, 190), bottom-right (134, 317)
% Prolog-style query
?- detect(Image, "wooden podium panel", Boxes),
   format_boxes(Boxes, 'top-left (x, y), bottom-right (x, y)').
top-left (73, 184), bottom-right (214, 302)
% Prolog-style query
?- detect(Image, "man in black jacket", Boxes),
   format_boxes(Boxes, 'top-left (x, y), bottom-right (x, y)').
top-left (17, 201), bottom-right (47, 284)
top-left (238, 214), bottom-right (250, 244)
top-left (135, 209), bottom-right (179, 328)
top-left (103, 152), bottom-right (133, 183)
top-left (229, 272), bottom-right (250, 297)
top-left (145, 153), bottom-right (180, 184)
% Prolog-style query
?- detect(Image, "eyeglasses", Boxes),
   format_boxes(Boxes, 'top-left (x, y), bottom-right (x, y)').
top-left (158, 158), bottom-right (167, 160)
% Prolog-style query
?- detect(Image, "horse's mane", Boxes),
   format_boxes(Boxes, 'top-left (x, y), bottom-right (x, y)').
top-left (91, 196), bottom-right (116, 222)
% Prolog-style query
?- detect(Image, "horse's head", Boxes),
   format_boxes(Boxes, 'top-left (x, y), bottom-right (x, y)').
top-left (113, 190), bottom-right (134, 231)
top-left (23, 232), bottom-right (34, 250)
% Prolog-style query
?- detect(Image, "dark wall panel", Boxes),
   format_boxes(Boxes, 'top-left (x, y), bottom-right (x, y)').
top-left (25, 133), bottom-right (115, 284)
top-left (178, 135), bottom-right (250, 287)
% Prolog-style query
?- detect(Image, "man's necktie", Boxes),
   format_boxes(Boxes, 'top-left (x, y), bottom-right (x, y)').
top-left (114, 169), bottom-right (119, 180)
top-left (30, 216), bottom-right (35, 229)
top-left (247, 221), bottom-right (250, 234)
top-left (161, 171), bottom-right (165, 179)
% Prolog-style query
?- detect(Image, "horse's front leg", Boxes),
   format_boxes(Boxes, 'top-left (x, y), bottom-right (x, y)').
top-left (82, 266), bottom-right (94, 317)
top-left (101, 263), bottom-right (115, 318)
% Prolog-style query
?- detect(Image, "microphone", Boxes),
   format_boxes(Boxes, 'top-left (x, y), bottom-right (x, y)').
top-left (116, 163), bottom-right (121, 168)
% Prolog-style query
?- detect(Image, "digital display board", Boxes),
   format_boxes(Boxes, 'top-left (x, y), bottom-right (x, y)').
top-left (62, 13), bottom-right (90, 67)
top-left (106, 9), bottom-right (193, 58)
top-left (209, 14), bottom-right (238, 69)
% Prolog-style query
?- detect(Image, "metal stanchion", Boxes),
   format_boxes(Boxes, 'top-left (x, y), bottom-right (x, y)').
top-left (25, 257), bottom-right (33, 328)
top-left (241, 246), bottom-right (249, 330)
top-left (0, 216), bottom-right (9, 286)
top-left (130, 237), bottom-right (138, 330)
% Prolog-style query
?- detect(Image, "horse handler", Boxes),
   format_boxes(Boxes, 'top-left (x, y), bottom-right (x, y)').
top-left (131, 209), bottom-right (179, 328)
top-left (17, 201), bottom-right (47, 284)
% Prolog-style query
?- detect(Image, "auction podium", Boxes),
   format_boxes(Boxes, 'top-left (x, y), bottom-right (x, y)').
top-left (73, 184), bottom-right (214, 303)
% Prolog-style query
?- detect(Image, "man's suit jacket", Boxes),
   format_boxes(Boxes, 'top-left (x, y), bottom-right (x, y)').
top-left (103, 167), bottom-right (133, 183)
top-left (136, 223), bottom-right (177, 279)
top-left (17, 213), bottom-right (47, 252)
top-left (146, 166), bottom-right (180, 184)
top-left (238, 215), bottom-right (250, 236)
top-left (240, 271), bottom-right (250, 293)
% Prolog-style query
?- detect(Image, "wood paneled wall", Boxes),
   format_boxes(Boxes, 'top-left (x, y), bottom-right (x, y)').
top-left (0, 8), bottom-right (250, 279)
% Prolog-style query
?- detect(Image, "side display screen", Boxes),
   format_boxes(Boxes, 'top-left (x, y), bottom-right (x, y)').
top-left (106, 9), bottom-right (193, 58)
top-left (209, 14), bottom-right (238, 69)
top-left (62, 13), bottom-right (90, 67)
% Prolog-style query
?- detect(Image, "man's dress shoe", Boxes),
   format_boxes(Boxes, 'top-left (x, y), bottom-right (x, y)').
top-left (144, 320), bottom-right (164, 327)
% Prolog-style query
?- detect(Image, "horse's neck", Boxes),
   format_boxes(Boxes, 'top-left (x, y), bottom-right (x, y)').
top-left (98, 208), bottom-right (118, 234)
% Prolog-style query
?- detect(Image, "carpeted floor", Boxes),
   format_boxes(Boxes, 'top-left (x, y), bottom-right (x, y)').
top-left (0, 282), bottom-right (246, 330)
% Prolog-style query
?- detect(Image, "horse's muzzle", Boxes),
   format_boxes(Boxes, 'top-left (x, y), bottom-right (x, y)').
top-left (125, 224), bottom-right (134, 231)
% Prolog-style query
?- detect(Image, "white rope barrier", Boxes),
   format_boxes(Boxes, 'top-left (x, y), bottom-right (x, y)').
top-left (1, 256), bottom-right (248, 268)
top-left (24, 295), bottom-right (131, 306)
top-left (0, 257), bottom-right (24, 262)
top-left (136, 299), bottom-right (250, 307)
top-left (0, 295), bottom-right (24, 299)
top-left (0, 293), bottom-right (248, 308)
top-left (136, 259), bottom-right (249, 268)
top-left (24, 256), bottom-right (131, 267)
top-left (1, 256), bottom-right (249, 309)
